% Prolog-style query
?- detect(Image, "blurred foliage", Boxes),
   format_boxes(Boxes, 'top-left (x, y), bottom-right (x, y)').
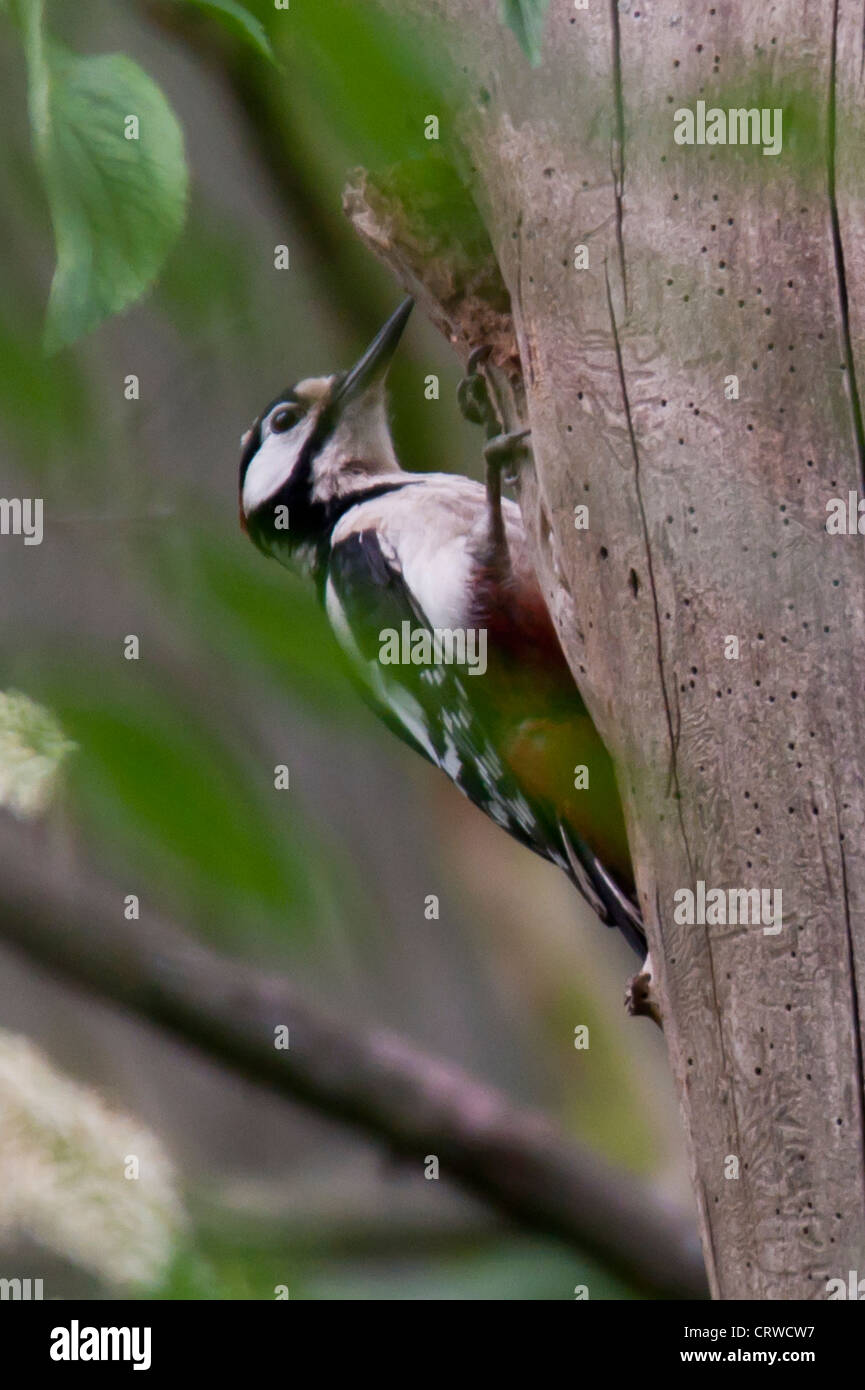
top-left (501, 0), bottom-right (551, 67)
top-left (151, 1230), bottom-right (637, 1301)
top-left (150, 525), bottom-right (361, 718)
top-left (0, 0), bottom-right (679, 1301)
top-left (35, 662), bottom-right (324, 936)
top-left (270, 0), bottom-right (456, 168)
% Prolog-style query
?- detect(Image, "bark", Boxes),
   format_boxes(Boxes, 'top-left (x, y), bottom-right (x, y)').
top-left (367, 0), bottom-right (865, 1299)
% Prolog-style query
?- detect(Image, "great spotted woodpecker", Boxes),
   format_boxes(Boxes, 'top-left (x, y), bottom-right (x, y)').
top-left (239, 299), bottom-right (645, 958)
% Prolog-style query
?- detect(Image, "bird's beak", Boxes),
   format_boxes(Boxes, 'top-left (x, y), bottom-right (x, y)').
top-left (331, 298), bottom-right (414, 408)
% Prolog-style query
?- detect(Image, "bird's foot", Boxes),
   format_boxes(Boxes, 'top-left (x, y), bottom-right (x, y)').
top-left (626, 952), bottom-right (663, 1028)
top-left (484, 428), bottom-right (532, 488)
top-left (457, 345), bottom-right (498, 433)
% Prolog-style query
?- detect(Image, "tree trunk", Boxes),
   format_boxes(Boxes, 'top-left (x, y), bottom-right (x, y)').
top-left (369, 0), bottom-right (865, 1298)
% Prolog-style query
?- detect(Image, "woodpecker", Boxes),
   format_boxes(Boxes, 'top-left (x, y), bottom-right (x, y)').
top-left (239, 299), bottom-right (645, 958)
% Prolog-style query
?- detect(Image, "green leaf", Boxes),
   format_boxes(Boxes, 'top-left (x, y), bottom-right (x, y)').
top-left (182, 0), bottom-right (276, 64)
top-left (20, 10), bottom-right (188, 351)
top-left (500, 0), bottom-right (550, 66)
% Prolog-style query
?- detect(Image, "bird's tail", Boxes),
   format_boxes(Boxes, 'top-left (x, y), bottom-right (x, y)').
top-left (558, 821), bottom-right (646, 956)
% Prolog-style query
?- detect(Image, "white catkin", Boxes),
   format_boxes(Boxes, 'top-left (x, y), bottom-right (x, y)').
top-left (0, 1032), bottom-right (186, 1288)
top-left (0, 689), bottom-right (76, 820)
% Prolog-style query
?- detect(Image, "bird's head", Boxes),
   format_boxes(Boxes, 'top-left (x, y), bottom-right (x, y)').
top-left (239, 298), bottom-right (414, 567)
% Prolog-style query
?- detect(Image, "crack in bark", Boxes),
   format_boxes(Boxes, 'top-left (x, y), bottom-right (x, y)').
top-left (603, 260), bottom-right (691, 880)
top-left (514, 212), bottom-right (536, 387)
top-left (608, 0), bottom-right (629, 317)
top-left (833, 794), bottom-right (865, 1220)
top-left (830, 0), bottom-right (865, 491)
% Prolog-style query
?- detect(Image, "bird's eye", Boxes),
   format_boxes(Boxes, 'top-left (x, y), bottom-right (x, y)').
top-left (270, 405), bottom-right (300, 434)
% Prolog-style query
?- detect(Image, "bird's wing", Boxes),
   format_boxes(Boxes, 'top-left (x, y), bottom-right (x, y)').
top-left (325, 526), bottom-right (645, 951)
top-left (325, 526), bottom-right (551, 851)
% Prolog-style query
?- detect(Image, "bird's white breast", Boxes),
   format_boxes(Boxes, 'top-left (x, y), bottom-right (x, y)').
top-left (329, 474), bottom-right (527, 627)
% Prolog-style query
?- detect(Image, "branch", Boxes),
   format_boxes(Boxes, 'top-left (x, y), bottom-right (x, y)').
top-left (343, 163), bottom-right (527, 447)
top-left (0, 814), bottom-right (706, 1298)
top-left (343, 163), bottom-right (520, 377)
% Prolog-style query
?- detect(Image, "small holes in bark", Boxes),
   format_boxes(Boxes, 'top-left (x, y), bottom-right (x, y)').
top-left (629, 568), bottom-right (640, 596)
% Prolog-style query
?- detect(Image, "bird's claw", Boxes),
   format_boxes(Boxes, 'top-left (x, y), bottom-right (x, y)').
top-left (625, 954), bottom-right (663, 1028)
top-left (458, 345), bottom-right (498, 433)
top-left (466, 344), bottom-right (492, 374)
top-left (484, 428), bottom-right (532, 486)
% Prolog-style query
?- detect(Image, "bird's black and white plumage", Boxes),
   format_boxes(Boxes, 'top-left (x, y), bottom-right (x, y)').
top-left (239, 299), bottom-right (644, 955)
